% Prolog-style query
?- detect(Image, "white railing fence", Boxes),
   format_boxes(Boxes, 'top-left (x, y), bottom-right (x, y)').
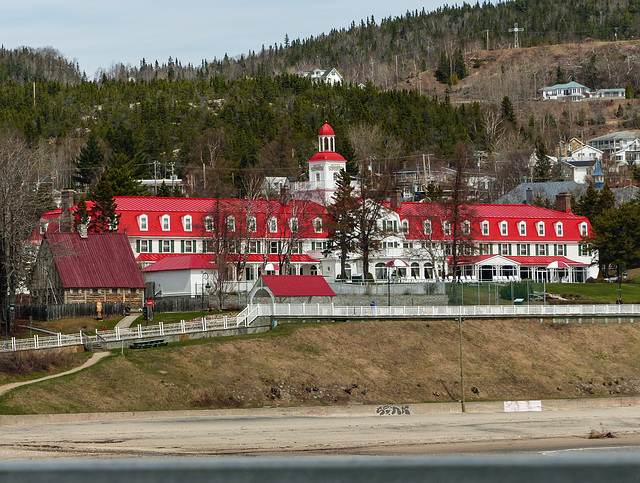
top-left (2, 303), bottom-right (637, 353)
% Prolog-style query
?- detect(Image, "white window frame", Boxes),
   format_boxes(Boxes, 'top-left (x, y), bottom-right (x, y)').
top-left (537, 243), bottom-right (547, 256)
top-left (462, 220), bottom-right (470, 236)
top-left (138, 214), bottom-right (148, 231)
top-left (500, 221), bottom-right (508, 236)
top-left (555, 222), bottom-right (563, 237)
top-left (501, 243), bottom-right (510, 256)
top-left (313, 217), bottom-right (322, 234)
top-left (423, 219), bottom-right (432, 236)
top-left (140, 239), bottom-right (150, 253)
top-left (184, 240), bottom-right (194, 253)
top-left (268, 217), bottom-right (277, 234)
top-left (481, 220), bottom-right (489, 236)
top-left (162, 240), bottom-right (171, 252)
top-left (537, 221), bottom-right (545, 236)
top-left (182, 215), bottom-right (192, 232)
top-left (290, 217), bottom-right (299, 233)
top-left (518, 221), bottom-right (526, 236)
top-left (579, 222), bottom-right (588, 237)
top-left (204, 216), bottom-right (214, 232)
top-left (161, 214), bottom-right (170, 232)
top-left (442, 221), bottom-right (451, 236)
top-left (227, 215), bottom-right (236, 233)
top-left (247, 216), bottom-right (257, 233)
top-left (401, 219), bottom-right (409, 234)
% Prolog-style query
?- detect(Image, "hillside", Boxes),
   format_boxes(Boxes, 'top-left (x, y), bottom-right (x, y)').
top-left (1, 319), bottom-right (639, 414)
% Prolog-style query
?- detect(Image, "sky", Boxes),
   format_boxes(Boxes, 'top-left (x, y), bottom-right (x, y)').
top-left (2, 1), bottom-right (457, 79)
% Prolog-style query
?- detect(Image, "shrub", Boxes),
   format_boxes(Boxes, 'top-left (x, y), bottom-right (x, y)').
top-left (499, 282), bottom-right (530, 301)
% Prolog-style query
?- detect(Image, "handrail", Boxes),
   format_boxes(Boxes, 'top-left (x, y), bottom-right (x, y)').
top-left (2, 303), bottom-right (637, 353)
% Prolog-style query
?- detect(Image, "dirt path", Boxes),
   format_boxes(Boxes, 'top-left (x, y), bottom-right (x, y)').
top-left (0, 351), bottom-right (110, 397)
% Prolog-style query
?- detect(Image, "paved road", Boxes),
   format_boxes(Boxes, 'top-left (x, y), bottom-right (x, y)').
top-left (1, 405), bottom-right (639, 459)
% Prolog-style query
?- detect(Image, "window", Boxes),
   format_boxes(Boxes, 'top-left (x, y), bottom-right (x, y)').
top-left (184, 240), bottom-right (194, 253)
top-left (463, 245), bottom-right (472, 256)
top-left (480, 243), bottom-right (491, 255)
top-left (249, 240), bottom-right (261, 254)
top-left (161, 215), bottom-right (170, 231)
top-left (501, 243), bottom-right (510, 255)
top-left (401, 219), bottom-right (409, 234)
top-left (313, 218), bottom-right (322, 233)
top-left (203, 240), bottom-right (214, 253)
top-left (162, 240), bottom-right (172, 253)
top-left (311, 241), bottom-right (327, 251)
top-left (247, 217), bottom-right (256, 233)
top-left (462, 220), bottom-right (470, 236)
top-left (268, 217), bottom-right (277, 233)
top-left (290, 217), bottom-right (299, 233)
top-left (537, 221), bottom-right (545, 236)
top-left (423, 220), bottom-right (432, 236)
top-left (518, 243), bottom-right (528, 256)
top-left (227, 216), bottom-right (235, 232)
top-left (481, 221), bottom-right (489, 236)
top-left (579, 242), bottom-right (592, 257)
top-left (138, 215), bottom-right (148, 231)
top-left (555, 222), bottom-right (563, 237)
top-left (537, 243), bottom-right (547, 256)
top-left (556, 244), bottom-right (566, 256)
top-left (245, 266), bottom-right (255, 281)
top-left (270, 241), bottom-right (279, 254)
top-left (579, 222), bottom-right (588, 237)
top-left (315, 173), bottom-right (321, 182)
top-left (442, 221), bottom-right (451, 236)
top-left (204, 216), bottom-right (214, 232)
top-left (182, 215), bottom-right (192, 232)
top-left (310, 265), bottom-right (318, 276)
top-left (139, 240), bottom-right (150, 253)
top-left (292, 241), bottom-right (303, 254)
top-left (500, 221), bottom-right (508, 236)
top-left (518, 221), bottom-right (526, 236)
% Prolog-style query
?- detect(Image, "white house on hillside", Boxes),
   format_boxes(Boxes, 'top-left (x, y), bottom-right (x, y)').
top-left (299, 68), bottom-right (343, 86)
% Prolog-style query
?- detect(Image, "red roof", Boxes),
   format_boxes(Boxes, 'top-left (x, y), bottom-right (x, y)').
top-left (318, 123), bottom-right (335, 136)
top-left (260, 275), bottom-right (336, 297)
top-left (45, 232), bottom-right (145, 289)
top-left (385, 202), bottom-right (591, 242)
top-left (136, 253), bottom-right (319, 264)
top-left (308, 151), bottom-right (347, 163)
top-left (141, 254), bottom-right (216, 272)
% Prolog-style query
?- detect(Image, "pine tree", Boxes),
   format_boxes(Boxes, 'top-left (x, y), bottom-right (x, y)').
top-left (325, 169), bottom-right (358, 279)
top-left (500, 96), bottom-right (516, 124)
top-left (533, 138), bottom-right (553, 182)
top-left (73, 132), bottom-right (104, 190)
top-left (88, 179), bottom-right (120, 232)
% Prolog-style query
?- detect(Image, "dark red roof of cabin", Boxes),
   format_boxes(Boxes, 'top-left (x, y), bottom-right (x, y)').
top-left (259, 275), bottom-right (336, 297)
top-left (45, 232), bottom-right (145, 289)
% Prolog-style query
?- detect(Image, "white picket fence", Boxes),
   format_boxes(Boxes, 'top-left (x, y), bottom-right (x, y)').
top-left (0, 313), bottom-right (247, 353)
top-left (2, 303), bottom-right (637, 353)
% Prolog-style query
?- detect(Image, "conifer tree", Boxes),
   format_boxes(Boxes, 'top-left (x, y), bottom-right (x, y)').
top-left (73, 132), bottom-right (104, 191)
top-left (88, 179), bottom-right (120, 232)
top-left (325, 169), bottom-right (358, 279)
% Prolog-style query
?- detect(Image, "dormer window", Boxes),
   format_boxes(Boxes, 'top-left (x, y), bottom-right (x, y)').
top-left (537, 221), bottom-right (545, 236)
top-left (518, 221), bottom-right (526, 236)
top-left (247, 216), bottom-right (257, 233)
top-left (580, 222), bottom-right (588, 237)
top-left (182, 215), bottom-right (192, 232)
top-left (290, 217), bottom-right (299, 233)
top-left (442, 221), bottom-right (451, 236)
top-left (138, 215), bottom-right (148, 231)
top-left (313, 217), bottom-right (323, 233)
top-left (423, 220), bottom-right (432, 236)
top-left (500, 221), bottom-right (508, 236)
top-left (227, 216), bottom-right (235, 232)
top-left (401, 219), bottom-right (409, 234)
top-left (481, 220), bottom-right (489, 236)
top-left (555, 222), bottom-right (563, 237)
top-left (161, 214), bottom-right (170, 231)
top-left (462, 220), bottom-right (470, 236)
top-left (268, 217), bottom-right (277, 233)
top-left (204, 216), bottom-right (214, 232)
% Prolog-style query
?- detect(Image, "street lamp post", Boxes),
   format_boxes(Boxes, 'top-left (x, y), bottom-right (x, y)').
top-left (201, 272), bottom-right (210, 322)
top-left (387, 267), bottom-right (391, 307)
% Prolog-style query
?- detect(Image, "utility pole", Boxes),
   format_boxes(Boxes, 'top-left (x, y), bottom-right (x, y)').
top-left (458, 314), bottom-right (466, 413)
top-left (509, 23), bottom-right (524, 48)
top-left (484, 29), bottom-right (490, 50)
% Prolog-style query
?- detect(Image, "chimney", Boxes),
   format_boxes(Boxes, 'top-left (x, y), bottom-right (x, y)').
top-left (555, 192), bottom-right (571, 213)
top-left (59, 189), bottom-right (75, 233)
top-left (390, 188), bottom-right (402, 210)
top-left (525, 187), bottom-right (533, 205)
top-left (280, 185), bottom-right (290, 205)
